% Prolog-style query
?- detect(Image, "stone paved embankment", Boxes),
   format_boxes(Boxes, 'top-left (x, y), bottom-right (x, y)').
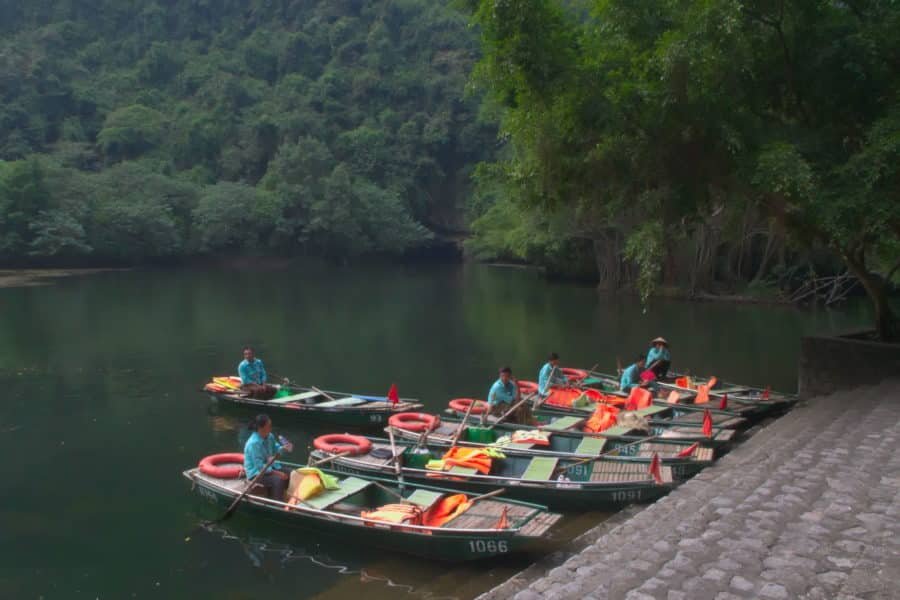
top-left (483, 380), bottom-right (900, 600)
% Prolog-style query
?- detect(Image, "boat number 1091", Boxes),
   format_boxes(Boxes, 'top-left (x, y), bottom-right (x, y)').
top-left (468, 540), bottom-right (508, 554)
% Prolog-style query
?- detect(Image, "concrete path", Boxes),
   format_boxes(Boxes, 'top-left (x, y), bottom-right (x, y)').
top-left (484, 380), bottom-right (900, 600)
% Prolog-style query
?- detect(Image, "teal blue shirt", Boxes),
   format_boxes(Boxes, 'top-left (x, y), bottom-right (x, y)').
top-left (620, 364), bottom-right (641, 392)
top-left (238, 358), bottom-right (267, 385)
top-left (243, 431), bottom-right (284, 478)
top-left (646, 346), bottom-right (670, 366)
top-left (488, 379), bottom-right (517, 406)
top-left (538, 362), bottom-right (566, 396)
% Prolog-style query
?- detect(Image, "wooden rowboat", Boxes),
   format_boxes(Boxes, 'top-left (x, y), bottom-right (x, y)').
top-left (386, 416), bottom-right (716, 481)
top-left (659, 371), bottom-right (798, 408)
top-left (533, 396), bottom-right (749, 430)
top-left (202, 377), bottom-right (423, 428)
top-left (311, 437), bottom-right (676, 510)
top-left (184, 462), bottom-right (561, 561)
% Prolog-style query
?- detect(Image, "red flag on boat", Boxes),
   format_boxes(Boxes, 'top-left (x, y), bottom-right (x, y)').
top-left (676, 442), bottom-right (700, 458)
top-left (649, 452), bottom-right (663, 484)
top-left (763, 386), bottom-right (770, 400)
top-left (718, 393), bottom-right (728, 410)
top-left (388, 383), bottom-right (399, 406)
top-left (702, 409), bottom-right (713, 437)
top-left (494, 505), bottom-right (509, 529)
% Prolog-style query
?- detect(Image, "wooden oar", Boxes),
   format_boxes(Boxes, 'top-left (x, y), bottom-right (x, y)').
top-left (311, 385), bottom-right (338, 402)
top-left (449, 398), bottom-right (478, 447)
top-left (387, 426), bottom-right (405, 489)
top-left (306, 450), bottom-right (350, 468)
top-left (211, 453), bottom-right (280, 523)
top-left (468, 488), bottom-right (506, 504)
top-left (486, 393), bottom-right (535, 430)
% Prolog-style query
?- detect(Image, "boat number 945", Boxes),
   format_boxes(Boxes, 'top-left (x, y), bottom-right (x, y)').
top-left (611, 490), bottom-right (642, 502)
top-left (468, 540), bottom-right (508, 554)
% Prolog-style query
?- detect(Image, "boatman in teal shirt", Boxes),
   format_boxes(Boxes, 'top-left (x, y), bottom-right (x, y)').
top-left (620, 354), bottom-right (649, 392)
top-left (238, 347), bottom-right (276, 400)
top-left (538, 352), bottom-right (568, 397)
top-left (488, 366), bottom-right (529, 423)
top-left (243, 414), bottom-right (292, 500)
top-left (645, 337), bottom-right (671, 378)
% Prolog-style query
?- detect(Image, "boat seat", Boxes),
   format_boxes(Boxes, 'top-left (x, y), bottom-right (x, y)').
top-left (447, 466), bottom-right (478, 475)
top-left (522, 457), bottom-right (559, 481)
top-left (508, 441), bottom-right (536, 450)
top-left (540, 416), bottom-right (584, 432)
top-left (634, 405), bottom-right (669, 417)
top-left (405, 489), bottom-right (443, 509)
top-left (268, 391), bottom-right (321, 404)
top-left (303, 477), bottom-right (372, 510)
top-left (315, 397), bottom-right (367, 408)
top-left (574, 436), bottom-right (607, 455)
top-left (601, 425), bottom-right (634, 437)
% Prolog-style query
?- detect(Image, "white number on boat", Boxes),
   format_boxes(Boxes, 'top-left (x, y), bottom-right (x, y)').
top-left (197, 486), bottom-right (218, 503)
top-left (370, 414), bottom-right (383, 422)
top-left (611, 490), bottom-right (642, 502)
top-left (468, 540), bottom-right (508, 554)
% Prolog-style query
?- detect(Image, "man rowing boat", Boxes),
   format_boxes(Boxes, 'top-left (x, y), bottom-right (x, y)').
top-left (488, 366), bottom-right (530, 423)
top-left (645, 337), bottom-right (671, 378)
top-left (537, 352), bottom-right (568, 397)
top-left (620, 354), bottom-right (649, 392)
top-left (238, 347), bottom-right (277, 400)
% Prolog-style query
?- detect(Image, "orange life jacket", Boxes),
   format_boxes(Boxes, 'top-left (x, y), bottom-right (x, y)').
top-left (441, 447), bottom-right (494, 474)
top-left (584, 404), bottom-right (620, 433)
top-left (422, 493), bottom-right (471, 527)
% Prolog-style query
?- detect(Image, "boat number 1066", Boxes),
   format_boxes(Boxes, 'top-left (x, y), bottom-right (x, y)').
top-left (468, 540), bottom-right (508, 554)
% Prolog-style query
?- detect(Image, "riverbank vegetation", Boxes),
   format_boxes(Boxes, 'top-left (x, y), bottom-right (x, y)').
top-left (0, 0), bottom-right (494, 263)
top-left (462, 0), bottom-right (900, 339)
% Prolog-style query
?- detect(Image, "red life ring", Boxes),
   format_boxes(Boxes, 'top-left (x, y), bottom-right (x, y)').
top-left (448, 398), bottom-right (488, 415)
top-left (313, 433), bottom-right (373, 456)
top-left (562, 368), bottom-right (589, 382)
top-left (388, 412), bottom-right (440, 432)
top-left (198, 453), bottom-right (245, 479)
top-left (518, 380), bottom-right (539, 394)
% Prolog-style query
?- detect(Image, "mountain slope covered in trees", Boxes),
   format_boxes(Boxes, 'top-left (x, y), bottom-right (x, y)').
top-left (0, 0), bottom-right (495, 263)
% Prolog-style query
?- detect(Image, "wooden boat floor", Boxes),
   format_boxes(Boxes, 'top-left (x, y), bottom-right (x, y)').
top-left (590, 461), bottom-right (673, 484)
top-left (635, 443), bottom-right (714, 461)
top-left (659, 427), bottom-right (736, 442)
top-left (518, 511), bottom-right (563, 537)
top-left (445, 499), bottom-right (538, 531)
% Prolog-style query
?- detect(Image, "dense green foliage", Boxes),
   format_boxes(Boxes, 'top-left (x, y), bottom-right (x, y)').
top-left (0, 0), bottom-right (494, 263)
top-left (463, 0), bottom-right (900, 338)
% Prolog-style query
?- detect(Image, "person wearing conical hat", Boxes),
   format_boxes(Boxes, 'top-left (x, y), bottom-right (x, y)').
top-left (645, 337), bottom-right (671, 378)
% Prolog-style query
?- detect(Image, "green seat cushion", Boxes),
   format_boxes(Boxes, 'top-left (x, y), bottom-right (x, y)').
top-left (405, 489), bottom-right (443, 509)
top-left (634, 405), bottom-right (669, 417)
top-left (448, 465), bottom-right (478, 475)
top-left (574, 436), bottom-right (607, 455)
top-left (522, 457), bottom-right (559, 480)
top-left (541, 416), bottom-right (584, 431)
top-left (601, 425), bottom-right (633, 436)
top-left (269, 391), bottom-right (321, 404)
top-left (303, 476), bottom-right (371, 509)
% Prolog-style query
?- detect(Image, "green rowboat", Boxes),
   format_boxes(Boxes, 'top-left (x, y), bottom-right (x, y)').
top-left (184, 463), bottom-right (561, 561)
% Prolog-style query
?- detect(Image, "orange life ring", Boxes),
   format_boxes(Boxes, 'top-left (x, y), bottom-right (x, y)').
top-left (388, 412), bottom-right (440, 432)
top-left (518, 380), bottom-right (539, 394)
top-left (313, 433), bottom-right (373, 456)
top-left (198, 453), bottom-right (245, 479)
top-left (448, 398), bottom-right (488, 415)
top-left (562, 368), bottom-right (589, 382)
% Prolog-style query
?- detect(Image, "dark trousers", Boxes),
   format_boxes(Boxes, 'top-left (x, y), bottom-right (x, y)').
top-left (242, 383), bottom-right (277, 400)
top-left (257, 471), bottom-right (287, 501)
top-left (651, 360), bottom-right (671, 379)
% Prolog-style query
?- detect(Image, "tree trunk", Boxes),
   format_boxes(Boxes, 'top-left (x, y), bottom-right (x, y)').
top-left (843, 252), bottom-right (900, 342)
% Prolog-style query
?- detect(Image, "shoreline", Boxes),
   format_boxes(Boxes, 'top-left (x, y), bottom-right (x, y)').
top-left (0, 268), bottom-right (128, 289)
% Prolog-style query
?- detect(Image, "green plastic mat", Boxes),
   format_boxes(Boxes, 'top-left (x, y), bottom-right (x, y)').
top-left (303, 476), bottom-right (371, 509)
top-left (406, 489), bottom-right (443, 508)
top-left (574, 436), bottom-right (607, 455)
top-left (541, 416), bottom-right (584, 431)
top-left (634, 405), bottom-right (669, 416)
top-left (522, 456), bottom-right (559, 480)
top-left (601, 425), bottom-right (634, 436)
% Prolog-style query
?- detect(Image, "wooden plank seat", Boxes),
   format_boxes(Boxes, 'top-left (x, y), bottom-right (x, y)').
top-left (448, 465), bottom-right (478, 475)
top-left (540, 416), bottom-right (584, 431)
top-left (574, 436), bottom-right (607, 455)
top-left (302, 476), bottom-right (372, 509)
top-left (601, 425), bottom-right (636, 437)
top-left (522, 457), bottom-right (559, 480)
top-left (634, 405), bottom-right (670, 417)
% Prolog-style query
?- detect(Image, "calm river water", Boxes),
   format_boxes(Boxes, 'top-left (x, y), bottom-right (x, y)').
top-left (0, 263), bottom-right (870, 599)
